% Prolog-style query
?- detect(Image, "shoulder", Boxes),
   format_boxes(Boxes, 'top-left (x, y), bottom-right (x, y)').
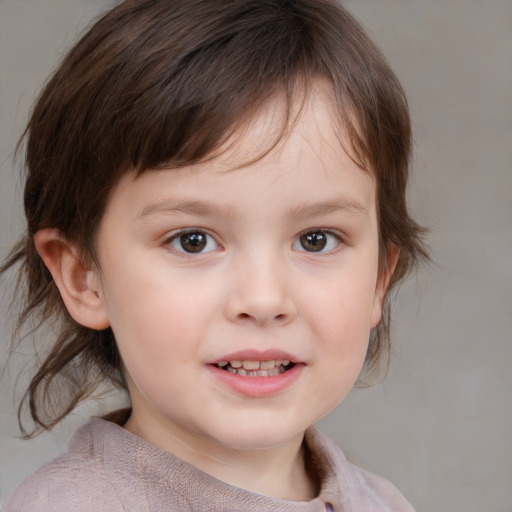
top-left (2, 451), bottom-right (123, 512)
top-left (306, 428), bottom-right (415, 512)
top-left (352, 466), bottom-right (415, 512)
top-left (2, 418), bottom-right (193, 512)
top-left (2, 423), bottom-right (123, 512)
top-left (2, 457), bottom-right (123, 512)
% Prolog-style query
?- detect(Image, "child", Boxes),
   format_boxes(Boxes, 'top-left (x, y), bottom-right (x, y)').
top-left (1, 0), bottom-right (427, 510)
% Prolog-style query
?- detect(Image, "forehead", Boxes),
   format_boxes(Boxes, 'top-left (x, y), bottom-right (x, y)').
top-left (105, 90), bottom-right (376, 223)
top-left (212, 85), bottom-right (360, 171)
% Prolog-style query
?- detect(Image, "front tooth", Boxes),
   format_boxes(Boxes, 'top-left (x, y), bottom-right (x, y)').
top-left (260, 360), bottom-right (276, 370)
top-left (242, 360), bottom-right (260, 370)
top-left (230, 360), bottom-right (243, 368)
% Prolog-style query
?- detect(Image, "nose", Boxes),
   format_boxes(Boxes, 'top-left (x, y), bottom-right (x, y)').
top-left (224, 253), bottom-right (298, 327)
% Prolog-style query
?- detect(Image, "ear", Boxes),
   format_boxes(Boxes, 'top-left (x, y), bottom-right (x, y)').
top-left (370, 244), bottom-right (400, 329)
top-left (34, 228), bottom-right (110, 330)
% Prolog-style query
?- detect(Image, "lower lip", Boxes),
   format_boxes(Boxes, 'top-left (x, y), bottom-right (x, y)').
top-left (207, 364), bottom-right (304, 398)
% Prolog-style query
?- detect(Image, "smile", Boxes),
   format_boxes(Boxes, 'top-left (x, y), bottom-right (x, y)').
top-left (215, 359), bottom-right (294, 377)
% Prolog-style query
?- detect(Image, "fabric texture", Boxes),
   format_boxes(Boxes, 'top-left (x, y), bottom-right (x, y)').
top-left (3, 418), bottom-right (414, 511)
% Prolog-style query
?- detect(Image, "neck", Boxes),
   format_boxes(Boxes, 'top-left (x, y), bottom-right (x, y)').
top-left (124, 413), bottom-right (317, 501)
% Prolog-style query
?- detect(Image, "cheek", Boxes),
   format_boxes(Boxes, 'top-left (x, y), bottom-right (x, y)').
top-left (306, 267), bottom-right (378, 372)
top-left (313, 270), bottom-right (378, 334)
top-left (109, 296), bottom-right (200, 406)
top-left (100, 271), bottom-right (199, 368)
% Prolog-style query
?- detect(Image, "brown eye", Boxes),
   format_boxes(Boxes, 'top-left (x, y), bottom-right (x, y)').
top-left (294, 230), bottom-right (341, 253)
top-left (299, 232), bottom-right (327, 252)
top-left (169, 231), bottom-right (217, 254)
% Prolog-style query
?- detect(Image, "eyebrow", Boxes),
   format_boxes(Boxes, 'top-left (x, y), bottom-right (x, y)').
top-left (137, 199), bottom-right (236, 219)
top-left (287, 199), bottom-right (368, 220)
top-left (137, 197), bottom-right (368, 221)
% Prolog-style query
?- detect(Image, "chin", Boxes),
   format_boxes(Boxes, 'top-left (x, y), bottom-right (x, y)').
top-left (210, 419), bottom-right (307, 452)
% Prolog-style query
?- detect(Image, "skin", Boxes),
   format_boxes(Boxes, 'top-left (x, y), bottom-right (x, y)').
top-left (35, 90), bottom-right (397, 500)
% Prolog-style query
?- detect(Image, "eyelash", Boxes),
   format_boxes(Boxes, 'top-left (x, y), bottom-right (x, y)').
top-left (163, 228), bottom-right (344, 255)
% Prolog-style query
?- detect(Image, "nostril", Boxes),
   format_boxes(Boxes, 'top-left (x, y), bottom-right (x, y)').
top-left (230, 299), bottom-right (297, 325)
top-left (237, 312), bottom-right (288, 321)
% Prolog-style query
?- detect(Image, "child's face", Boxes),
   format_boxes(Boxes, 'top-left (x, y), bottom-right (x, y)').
top-left (93, 91), bottom-right (391, 454)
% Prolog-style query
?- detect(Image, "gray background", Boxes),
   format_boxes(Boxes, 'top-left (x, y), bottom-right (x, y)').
top-left (1, 1), bottom-right (511, 511)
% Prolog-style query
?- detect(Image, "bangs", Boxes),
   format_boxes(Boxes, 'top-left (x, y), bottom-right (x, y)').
top-left (26, 0), bottom-right (398, 185)
top-left (87, 2), bottom-right (334, 174)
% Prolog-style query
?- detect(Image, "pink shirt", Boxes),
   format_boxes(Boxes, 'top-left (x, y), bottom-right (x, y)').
top-left (3, 418), bottom-right (414, 511)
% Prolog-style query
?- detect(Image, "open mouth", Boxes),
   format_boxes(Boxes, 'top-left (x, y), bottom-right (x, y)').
top-left (215, 359), bottom-right (295, 377)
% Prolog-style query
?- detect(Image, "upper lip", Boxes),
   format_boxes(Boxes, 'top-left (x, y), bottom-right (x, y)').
top-left (209, 349), bottom-right (301, 365)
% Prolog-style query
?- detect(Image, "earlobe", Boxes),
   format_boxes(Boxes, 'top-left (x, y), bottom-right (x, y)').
top-left (34, 228), bottom-right (110, 330)
top-left (370, 244), bottom-right (400, 329)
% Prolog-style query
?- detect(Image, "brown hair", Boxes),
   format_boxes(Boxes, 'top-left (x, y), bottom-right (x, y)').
top-left (1, 0), bottom-right (428, 436)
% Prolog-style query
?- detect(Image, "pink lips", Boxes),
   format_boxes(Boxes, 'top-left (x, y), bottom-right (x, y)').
top-left (207, 349), bottom-right (304, 398)
top-left (210, 349), bottom-right (298, 366)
